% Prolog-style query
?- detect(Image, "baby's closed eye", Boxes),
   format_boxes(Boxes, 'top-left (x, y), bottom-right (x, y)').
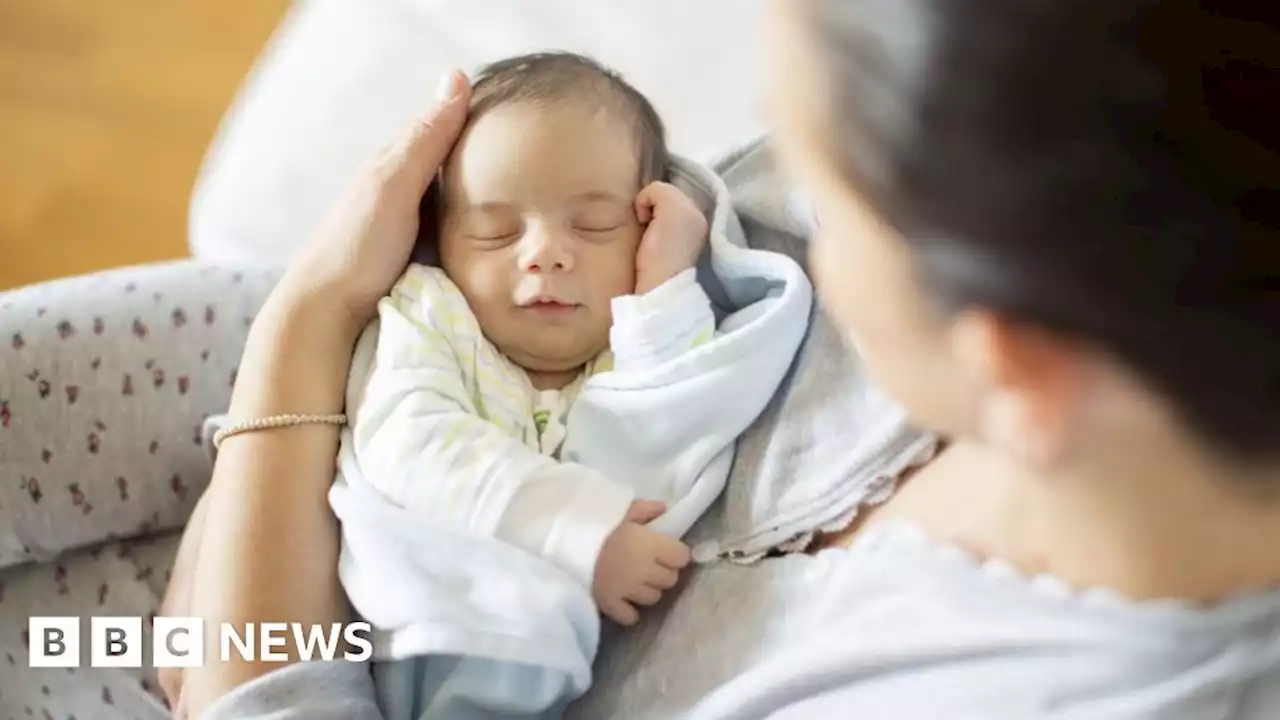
top-left (467, 227), bottom-right (520, 243)
top-left (462, 214), bottom-right (521, 242)
top-left (572, 208), bottom-right (632, 236)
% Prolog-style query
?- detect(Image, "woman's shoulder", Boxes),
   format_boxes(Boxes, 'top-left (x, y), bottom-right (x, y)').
top-left (688, 521), bottom-right (1280, 719)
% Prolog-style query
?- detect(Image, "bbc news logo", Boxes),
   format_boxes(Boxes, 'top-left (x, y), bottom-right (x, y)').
top-left (28, 617), bottom-right (373, 668)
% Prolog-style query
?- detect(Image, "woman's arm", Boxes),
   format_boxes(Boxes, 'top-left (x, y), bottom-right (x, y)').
top-left (183, 286), bottom-right (363, 711)
top-left (157, 489), bottom-right (210, 712)
top-left (176, 70), bottom-right (473, 719)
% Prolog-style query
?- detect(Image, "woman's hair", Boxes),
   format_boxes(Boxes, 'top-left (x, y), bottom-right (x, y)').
top-left (809, 0), bottom-right (1279, 461)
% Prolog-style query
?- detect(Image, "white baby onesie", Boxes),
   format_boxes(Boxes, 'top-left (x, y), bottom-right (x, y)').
top-left (330, 156), bottom-right (815, 719)
top-left (347, 262), bottom-right (717, 587)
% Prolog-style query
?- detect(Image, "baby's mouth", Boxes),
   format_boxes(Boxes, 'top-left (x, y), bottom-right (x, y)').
top-left (520, 298), bottom-right (581, 316)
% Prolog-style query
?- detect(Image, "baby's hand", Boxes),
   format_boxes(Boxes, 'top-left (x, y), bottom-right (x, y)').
top-left (634, 182), bottom-right (710, 296)
top-left (593, 499), bottom-right (691, 626)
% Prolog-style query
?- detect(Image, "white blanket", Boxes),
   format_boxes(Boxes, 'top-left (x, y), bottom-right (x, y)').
top-left (330, 155), bottom-right (813, 718)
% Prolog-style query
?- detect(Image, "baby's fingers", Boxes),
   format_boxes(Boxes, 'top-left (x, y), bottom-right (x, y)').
top-left (601, 598), bottom-right (640, 627)
top-left (634, 188), bottom-right (656, 225)
top-left (635, 181), bottom-right (680, 223)
top-left (625, 499), bottom-right (666, 524)
top-left (657, 538), bottom-right (692, 571)
top-left (646, 565), bottom-right (680, 590)
top-left (627, 584), bottom-right (663, 607)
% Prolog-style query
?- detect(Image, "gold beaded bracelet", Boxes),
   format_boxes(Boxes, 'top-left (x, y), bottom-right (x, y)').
top-left (211, 413), bottom-right (348, 450)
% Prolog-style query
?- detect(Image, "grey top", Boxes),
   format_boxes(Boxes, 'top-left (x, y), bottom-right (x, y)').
top-left (203, 139), bottom-right (1280, 719)
top-left (205, 519), bottom-right (1280, 720)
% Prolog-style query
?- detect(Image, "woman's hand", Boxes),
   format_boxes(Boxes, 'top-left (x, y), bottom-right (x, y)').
top-left (279, 70), bottom-right (473, 331)
top-left (161, 71), bottom-right (472, 717)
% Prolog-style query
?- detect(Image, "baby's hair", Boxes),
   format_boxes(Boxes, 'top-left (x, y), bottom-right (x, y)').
top-left (412, 52), bottom-right (668, 266)
top-left (466, 51), bottom-right (669, 186)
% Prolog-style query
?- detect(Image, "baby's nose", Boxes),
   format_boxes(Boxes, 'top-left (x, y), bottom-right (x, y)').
top-left (519, 226), bottom-right (574, 272)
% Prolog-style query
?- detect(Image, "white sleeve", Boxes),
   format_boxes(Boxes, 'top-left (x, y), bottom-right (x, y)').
top-left (563, 246), bottom-right (809, 539)
top-left (608, 268), bottom-right (717, 374)
top-left (350, 267), bottom-right (634, 588)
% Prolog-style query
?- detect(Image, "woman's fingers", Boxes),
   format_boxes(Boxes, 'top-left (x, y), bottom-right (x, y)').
top-left (381, 70), bottom-right (472, 197)
top-left (290, 70), bottom-right (473, 324)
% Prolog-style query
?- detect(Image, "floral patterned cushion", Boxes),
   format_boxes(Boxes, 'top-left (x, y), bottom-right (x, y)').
top-left (0, 531), bottom-right (179, 719)
top-left (0, 261), bottom-right (278, 569)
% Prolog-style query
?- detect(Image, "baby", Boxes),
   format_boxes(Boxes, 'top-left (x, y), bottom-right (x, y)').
top-left (335, 51), bottom-right (813, 718)
top-left (349, 52), bottom-right (713, 628)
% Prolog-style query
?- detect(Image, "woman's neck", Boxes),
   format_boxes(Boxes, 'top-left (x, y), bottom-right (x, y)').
top-left (883, 440), bottom-right (1280, 604)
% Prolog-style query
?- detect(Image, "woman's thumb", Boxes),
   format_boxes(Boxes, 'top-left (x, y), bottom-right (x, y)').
top-left (626, 499), bottom-right (667, 524)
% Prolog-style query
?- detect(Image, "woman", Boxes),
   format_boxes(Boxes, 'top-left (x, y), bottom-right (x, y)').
top-left (171, 0), bottom-right (1280, 717)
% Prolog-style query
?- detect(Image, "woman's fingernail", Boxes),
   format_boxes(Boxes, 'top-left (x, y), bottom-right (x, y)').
top-left (436, 71), bottom-right (461, 102)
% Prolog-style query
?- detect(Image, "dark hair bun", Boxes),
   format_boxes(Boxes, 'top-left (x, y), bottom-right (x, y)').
top-left (813, 0), bottom-right (1279, 460)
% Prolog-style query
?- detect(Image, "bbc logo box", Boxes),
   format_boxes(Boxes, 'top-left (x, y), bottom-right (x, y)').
top-left (29, 616), bottom-right (203, 668)
top-left (28, 617), bottom-right (81, 668)
top-left (29, 616), bottom-right (371, 668)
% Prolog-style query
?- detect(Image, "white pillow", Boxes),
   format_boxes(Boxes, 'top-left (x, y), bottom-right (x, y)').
top-left (189, 0), bottom-right (766, 266)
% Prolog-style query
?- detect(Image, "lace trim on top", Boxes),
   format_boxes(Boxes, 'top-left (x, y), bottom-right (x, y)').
top-left (839, 520), bottom-right (1280, 628)
top-left (694, 436), bottom-right (942, 566)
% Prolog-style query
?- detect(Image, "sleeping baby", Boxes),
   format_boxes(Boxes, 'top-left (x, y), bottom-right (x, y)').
top-left (333, 52), bottom-right (812, 718)
top-left (352, 51), bottom-right (708, 625)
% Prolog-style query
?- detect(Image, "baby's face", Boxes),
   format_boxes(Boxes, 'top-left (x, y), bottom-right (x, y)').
top-left (439, 101), bottom-right (644, 376)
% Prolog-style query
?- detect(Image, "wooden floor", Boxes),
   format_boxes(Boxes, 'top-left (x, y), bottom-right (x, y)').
top-left (0, 0), bottom-right (290, 291)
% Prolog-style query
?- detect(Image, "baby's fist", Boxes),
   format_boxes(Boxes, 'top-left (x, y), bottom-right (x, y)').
top-left (634, 182), bottom-right (709, 296)
top-left (593, 500), bottom-right (691, 626)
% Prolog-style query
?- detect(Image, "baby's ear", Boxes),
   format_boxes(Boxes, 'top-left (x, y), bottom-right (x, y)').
top-left (411, 178), bottom-right (443, 266)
